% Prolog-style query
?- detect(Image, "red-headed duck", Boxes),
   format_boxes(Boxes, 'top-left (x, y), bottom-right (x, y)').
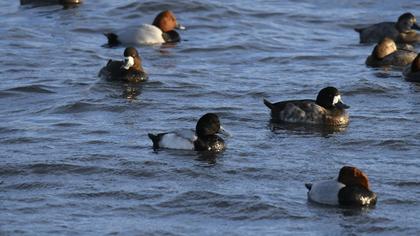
top-left (355, 12), bottom-right (420, 44)
top-left (305, 166), bottom-right (377, 206)
top-left (365, 37), bottom-right (417, 67)
top-left (263, 87), bottom-right (349, 126)
top-left (403, 53), bottom-right (420, 82)
top-left (99, 47), bottom-right (148, 83)
top-left (148, 113), bottom-right (230, 152)
top-left (104, 10), bottom-right (185, 46)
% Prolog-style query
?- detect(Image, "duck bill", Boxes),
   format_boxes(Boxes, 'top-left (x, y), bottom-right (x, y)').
top-left (218, 126), bottom-right (232, 137)
top-left (176, 23), bottom-right (186, 30)
top-left (335, 101), bottom-right (350, 109)
top-left (412, 23), bottom-right (420, 30)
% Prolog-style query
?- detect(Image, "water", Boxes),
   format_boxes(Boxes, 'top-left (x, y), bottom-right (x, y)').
top-left (1, 0), bottom-right (420, 235)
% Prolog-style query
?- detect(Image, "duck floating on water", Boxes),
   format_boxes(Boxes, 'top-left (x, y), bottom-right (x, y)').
top-left (263, 87), bottom-right (349, 126)
top-left (104, 10), bottom-right (185, 46)
top-left (305, 166), bottom-right (377, 207)
top-left (365, 37), bottom-right (417, 67)
top-left (355, 12), bottom-right (420, 44)
top-left (148, 113), bottom-right (229, 152)
top-left (99, 47), bottom-right (148, 83)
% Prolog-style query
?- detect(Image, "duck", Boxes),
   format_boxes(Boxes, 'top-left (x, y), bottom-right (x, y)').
top-left (355, 12), bottom-right (420, 44)
top-left (263, 87), bottom-right (349, 126)
top-left (104, 10), bottom-right (185, 46)
top-left (305, 166), bottom-right (377, 207)
top-left (98, 47), bottom-right (148, 83)
top-left (365, 37), bottom-right (417, 67)
top-left (397, 30), bottom-right (420, 46)
top-left (148, 113), bottom-right (229, 152)
top-left (20, 0), bottom-right (82, 5)
top-left (403, 53), bottom-right (420, 82)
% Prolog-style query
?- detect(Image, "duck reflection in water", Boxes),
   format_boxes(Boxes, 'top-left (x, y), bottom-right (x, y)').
top-left (121, 82), bottom-right (143, 100)
top-left (268, 122), bottom-right (348, 137)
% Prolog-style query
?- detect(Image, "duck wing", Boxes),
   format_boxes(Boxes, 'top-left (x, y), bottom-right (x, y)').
top-left (98, 60), bottom-right (124, 79)
top-left (356, 22), bottom-right (398, 43)
top-left (267, 99), bottom-right (325, 124)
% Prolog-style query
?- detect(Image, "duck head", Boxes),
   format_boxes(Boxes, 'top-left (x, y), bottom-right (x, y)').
top-left (195, 113), bottom-right (230, 137)
top-left (122, 47), bottom-right (143, 71)
top-left (316, 87), bottom-right (349, 110)
top-left (396, 12), bottom-right (420, 32)
top-left (152, 10), bottom-right (185, 32)
top-left (338, 166), bottom-right (370, 189)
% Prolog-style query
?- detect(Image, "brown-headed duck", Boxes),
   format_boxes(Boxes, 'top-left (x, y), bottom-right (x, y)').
top-left (365, 37), bottom-right (417, 67)
top-left (99, 47), bottom-right (148, 83)
top-left (305, 166), bottom-right (377, 207)
top-left (104, 10), bottom-right (185, 46)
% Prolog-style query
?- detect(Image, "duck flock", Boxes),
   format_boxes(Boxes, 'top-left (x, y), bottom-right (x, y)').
top-left (19, 1), bottom-right (420, 209)
top-left (97, 10), bottom-right (420, 208)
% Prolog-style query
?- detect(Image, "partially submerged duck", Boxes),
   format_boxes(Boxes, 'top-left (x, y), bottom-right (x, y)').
top-left (148, 113), bottom-right (229, 152)
top-left (365, 37), bottom-right (417, 67)
top-left (98, 47), bottom-right (148, 83)
top-left (305, 166), bottom-right (377, 207)
top-left (263, 87), bottom-right (349, 126)
top-left (20, 0), bottom-right (82, 7)
top-left (397, 30), bottom-right (420, 45)
top-left (104, 10), bottom-right (185, 46)
top-left (355, 12), bottom-right (420, 44)
top-left (403, 53), bottom-right (420, 82)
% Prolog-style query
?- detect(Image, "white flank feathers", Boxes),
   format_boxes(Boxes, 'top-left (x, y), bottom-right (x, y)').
top-left (159, 129), bottom-right (197, 150)
top-left (117, 24), bottom-right (165, 45)
top-left (308, 180), bottom-right (345, 205)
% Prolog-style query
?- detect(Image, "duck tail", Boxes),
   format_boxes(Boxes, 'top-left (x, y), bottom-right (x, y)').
top-left (148, 133), bottom-right (161, 151)
top-left (305, 183), bottom-right (312, 190)
top-left (354, 28), bottom-right (363, 33)
top-left (104, 33), bottom-right (120, 47)
top-left (263, 98), bottom-right (273, 110)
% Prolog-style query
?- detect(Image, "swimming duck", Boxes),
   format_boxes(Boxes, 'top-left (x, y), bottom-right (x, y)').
top-left (148, 113), bottom-right (229, 152)
top-left (104, 10), bottom-right (185, 46)
top-left (20, 0), bottom-right (82, 5)
top-left (98, 47), bottom-right (148, 83)
top-left (403, 53), bottom-right (420, 82)
top-left (355, 12), bottom-right (420, 44)
top-left (397, 30), bottom-right (420, 45)
top-left (263, 87), bottom-right (349, 126)
top-left (305, 166), bottom-right (377, 207)
top-left (365, 37), bottom-right (417, 67)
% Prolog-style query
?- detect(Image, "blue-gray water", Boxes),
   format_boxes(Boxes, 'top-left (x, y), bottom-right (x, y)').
top-left (1, 0), bottom-right (420, 235)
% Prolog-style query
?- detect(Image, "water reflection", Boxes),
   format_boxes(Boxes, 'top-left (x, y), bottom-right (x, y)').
top-left (268, 121), bottom-right (348, 137)
top-left (338, 205), bottom-right (376, 216)
top-left (122, 82), bottom-right (143, 100)
top-left (149, 148), bottom-right (220, 165)
top-left (306, 200), bottom-right (375, 216)
top-left (195, 151), bottom-right (219, 165)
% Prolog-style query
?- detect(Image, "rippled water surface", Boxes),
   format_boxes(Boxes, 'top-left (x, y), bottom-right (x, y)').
top-left (1, 0), bottom-right (420, 235)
